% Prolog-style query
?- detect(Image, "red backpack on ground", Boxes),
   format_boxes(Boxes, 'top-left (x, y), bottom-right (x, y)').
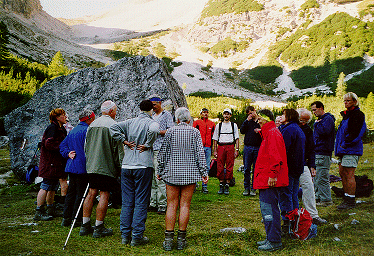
top-left (285, 208), bottom-right (317, 240)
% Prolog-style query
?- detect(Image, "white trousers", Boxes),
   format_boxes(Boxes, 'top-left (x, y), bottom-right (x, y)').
top-left (299, 166), bottom-right (319, 218)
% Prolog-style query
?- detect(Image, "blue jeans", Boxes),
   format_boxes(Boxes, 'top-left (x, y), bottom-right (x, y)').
top-left (243, 145), bottom-right (259, 190)
top-left (259, 188), bottom-right (282, 243)
top-left (120, 167), bottom-right (153, 240)
top-left (280, 175), bottom-right (300, 220)
top-left (202, 147), bottom-right (211, 188)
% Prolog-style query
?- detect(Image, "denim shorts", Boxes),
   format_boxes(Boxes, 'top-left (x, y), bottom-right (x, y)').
top-left (338, 155), bottom-right (360, 168)
top-left (40, 178), bottom-right (59, 191)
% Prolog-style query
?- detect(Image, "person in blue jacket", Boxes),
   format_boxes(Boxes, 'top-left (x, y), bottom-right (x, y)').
top-left (279, 108), bottom-right (305, 233)
top-left (335, 92), bottom-right (366, 210)
top-left (310, 101), bottom-right (335, 206)
top-left (59, 109), bottom-right (95, 227)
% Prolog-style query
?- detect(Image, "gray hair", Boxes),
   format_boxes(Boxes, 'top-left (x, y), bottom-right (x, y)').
top-left (101, 100), bottom-right (116, 114)
top-left (175, 107), bottom-right (191, 123)
top-left (79, 109), bottom-right (94, 120)
top-left (297, 108), bottom-right (312, 124)
top-left (344, 92), bottom-right (359, 106)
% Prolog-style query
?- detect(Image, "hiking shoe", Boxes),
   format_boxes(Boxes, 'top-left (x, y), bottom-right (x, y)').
top-left (242, 189), bottom-right (250, 196)
top-left (224, 184), bottom-right (230, 195)
top-left (257, 239), bottom-right (268, 246)
top-left (79, 221), bottom-right (94, 236)
top-left (313, 216), bottom-right (327, 225)
top-left (130, 236), bottom-right (149, 246)
top-left (92, 223), bottom-right (113, 238)
top-left (163, 231), bottom-right (174, 251)
top-left (34, 208), bottom-right (53, 221)
top-left (157, 206), bottom-right (166, 215)
top-left (177, 230), bottom-right (187, 250)
top-left (122, 235), bottom-right (131, 245)
top-left (202, 187), bottom-right (209, 194)
top-left (316, 201), bottom-right (333, 207)
top-left (61, 218), bottom-right (72, 227)
top-left (46, 204), bottom-right (63, 217)
top-left (337, 196), bottom-right (356, 210)
top-left (250, 189), bottom-right (256, 196)
top-left (218, 184), bottom-right (224, 194)
top-left (258, 240), bottom-right (282, 252)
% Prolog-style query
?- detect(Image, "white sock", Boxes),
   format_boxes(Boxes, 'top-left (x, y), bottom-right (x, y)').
top-left (95, 220), bottom-right (103, 226)
top-left (83, 217), bottom-right (90, 224)
top-left (345, 193), bottom-right (355, 198)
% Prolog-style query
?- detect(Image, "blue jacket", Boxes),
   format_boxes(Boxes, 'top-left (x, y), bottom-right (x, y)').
top-left (60, 122), bottom-right (89, 175)
top-left (313, 112), bottom-right (335, 156)
top-left (335, 107), bottom-right (366, 156)
top-left (281, 121), bottom-right (305, 178)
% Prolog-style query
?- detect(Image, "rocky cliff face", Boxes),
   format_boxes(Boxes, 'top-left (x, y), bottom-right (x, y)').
top-left (2, 0), bottom-right (42, 18)
top-left (4, 55), bottom-right (187, 179)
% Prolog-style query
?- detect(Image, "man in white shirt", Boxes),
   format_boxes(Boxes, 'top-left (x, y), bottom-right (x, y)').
top-left (212, 108), bottom-right (240, 195)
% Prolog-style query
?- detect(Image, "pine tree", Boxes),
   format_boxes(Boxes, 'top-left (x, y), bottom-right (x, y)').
top-left (0, 21), bottom-right (10, 68)
top-left (48, 51), bottom-right (72, 79)
top-left (335, 72), bottom-right (347, 100)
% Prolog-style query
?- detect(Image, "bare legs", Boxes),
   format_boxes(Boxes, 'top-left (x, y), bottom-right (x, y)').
top-left (165, 184), bottom-right (195, 231)
top-left (339, 164), bottom-right (356, 195)
top-left (82, 188), bottom-right (110, 221)
top-left (36, 189), bottom-right (55, 207)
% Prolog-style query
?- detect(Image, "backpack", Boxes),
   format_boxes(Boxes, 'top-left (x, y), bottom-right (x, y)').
top-left (218, 122), bottom-right (235, 143)
top-left (25, 143), bottom-right (41, 184)
top-left (209, 159), bottom-right (217, 177)
top-left (332, 175), bottom-right (373, 198)
top-left (285, 208), bottom-right (317, 240)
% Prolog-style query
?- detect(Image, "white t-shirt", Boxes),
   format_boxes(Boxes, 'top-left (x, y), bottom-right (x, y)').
top-left (212, 122), bottom-right (239, 143)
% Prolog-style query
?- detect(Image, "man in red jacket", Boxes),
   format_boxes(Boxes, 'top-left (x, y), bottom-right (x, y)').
top-left (253, 109), bottom-right (288, 252)
top-left (193, 108), bottom-right (215, 193)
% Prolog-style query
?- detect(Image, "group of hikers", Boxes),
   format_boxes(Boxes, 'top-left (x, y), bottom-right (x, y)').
top-left (32, 92), bottom-right (366, 252)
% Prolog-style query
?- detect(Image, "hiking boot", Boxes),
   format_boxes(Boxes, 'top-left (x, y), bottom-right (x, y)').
top-left (61, 218), bottom-right (72, 227)
top-left (34, 207), bottom-right (53, 221)
top-left (122, 235), bottom-right (131, 245)
top-left (316, 200), bottom-right (333, 207)
top-left (130, 236), bottom-right (149, 246)
top-left (202, 187), bottom-right (209, 194)
top-left (258, 240), bottom-right (282, 252)
top-left (224, 184), bottom-right (230, 195)
top-left (163, 230), bottom-right (174, 251)
top-left (46, 204), bottom-right (63, 218)
top-left (250, 189), bottom-right (256, 196)
top-left (79, 221), bottom-right (94, 236)
top-left (337, 196), bottom-right (356, 210)
top-left (92, 223), bottom-right (113, 238)
top-left (312, 216), bottom-right (327, 225)
top-left (257, 239), bottom-right (268, 246)
top-left (177, 230), bottom-right (187, 250)
top-left (281, 220), bottom-right (290, 238)
top-left (218, 183), bottom-right (224, 194)
top-left (242, 189), bottom-right (250, 196)
top-left (157, 206), bottom-right (166, 215)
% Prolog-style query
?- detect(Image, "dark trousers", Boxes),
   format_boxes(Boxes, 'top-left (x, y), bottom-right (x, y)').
top-left (243, 145), bottom-right (259, 190)
top-left (259, 188), bottom-right (282, 243)
top-left (63, 173), bottom-right (89, 221)
top-left (280, 175), bottom-right (300, 220)
top-left (120, 167), bottom-right (153, 240)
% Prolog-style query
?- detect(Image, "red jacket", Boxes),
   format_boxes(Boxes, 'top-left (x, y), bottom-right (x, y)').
top-left (193, 118), bottom-right (215, 147)
top-left (39, 121), bottom-right (67, 179)
top-left (253, 121), bottom-right (289, 189)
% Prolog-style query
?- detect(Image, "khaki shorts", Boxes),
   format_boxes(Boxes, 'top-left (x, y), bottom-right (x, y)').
top-left (338, 155), bottom-right (360, 168)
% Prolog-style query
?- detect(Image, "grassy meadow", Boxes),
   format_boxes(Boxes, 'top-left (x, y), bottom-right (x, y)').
top-left (0, 142), bottom-right (373, 255)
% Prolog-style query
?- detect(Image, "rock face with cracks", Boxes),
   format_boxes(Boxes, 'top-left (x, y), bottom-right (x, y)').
top-left (4, 55), bottom-right (187, 180)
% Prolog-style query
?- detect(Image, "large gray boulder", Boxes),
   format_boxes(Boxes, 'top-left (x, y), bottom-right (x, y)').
top-left (4, 55), bottom-right (187, 180)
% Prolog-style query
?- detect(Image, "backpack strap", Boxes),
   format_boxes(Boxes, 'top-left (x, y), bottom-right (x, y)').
top-left (218, 122), bottom-right (235, 143)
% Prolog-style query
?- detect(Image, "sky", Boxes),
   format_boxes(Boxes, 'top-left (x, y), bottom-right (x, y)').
top-left (40, 0), bottom-right (126, 19)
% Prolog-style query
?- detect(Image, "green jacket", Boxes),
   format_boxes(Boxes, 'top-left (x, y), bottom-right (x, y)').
top-left (85, 115), bottom-right (124, 178)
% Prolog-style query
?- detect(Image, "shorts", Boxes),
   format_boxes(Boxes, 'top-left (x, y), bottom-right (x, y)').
top-left (88, 173), bottom-right (120, 192)
top-left (338, 155), bottom-right (360, 168)
top-left (40, 178), bottom-right (59, 191)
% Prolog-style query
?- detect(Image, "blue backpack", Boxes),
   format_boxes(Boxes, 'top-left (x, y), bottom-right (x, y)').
top-left (25, 143), bottom-right (41, 184)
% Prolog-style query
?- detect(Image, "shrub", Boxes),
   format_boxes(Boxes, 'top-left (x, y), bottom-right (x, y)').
top-left (246, 65), bottom-right (283, 84)
top-left (201, 0), bottom-right (264, 19)
top-left (187, 73), bottom-right (195, 77)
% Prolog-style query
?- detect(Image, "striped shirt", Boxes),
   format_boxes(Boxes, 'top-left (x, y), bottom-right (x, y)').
top-left (157, 122), bottom-right (208, 185)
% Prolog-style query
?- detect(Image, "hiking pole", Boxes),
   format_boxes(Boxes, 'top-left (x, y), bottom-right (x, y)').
top-left (62, 183), bottom-right (90, 250)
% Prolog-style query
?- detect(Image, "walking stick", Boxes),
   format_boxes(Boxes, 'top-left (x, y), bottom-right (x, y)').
top-left (62, 183), bottom-right (90, 250)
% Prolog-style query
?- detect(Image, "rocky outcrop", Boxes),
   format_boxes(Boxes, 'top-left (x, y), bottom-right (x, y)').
top-left (2, 0), bottom-right (42, 18)
top-left (4, 55), bottom-right (187, 180)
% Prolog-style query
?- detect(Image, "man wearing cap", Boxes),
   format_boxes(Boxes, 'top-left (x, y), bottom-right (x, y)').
top-left (60, 109), bottom-right (95, 227)
top-left (240, 105), bottom-right (262, 196)
top-left (212, 108), bottom-right (240, 195)
top-left (80, 100), bottom-right (124, 238)
top-left (193, 108), bottom-right (216, 193)
top-left (149, 95), bottom-right (174, 214)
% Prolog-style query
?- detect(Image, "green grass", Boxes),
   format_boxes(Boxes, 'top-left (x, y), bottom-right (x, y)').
top-left (0, 143), bottom-right (374, 255)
